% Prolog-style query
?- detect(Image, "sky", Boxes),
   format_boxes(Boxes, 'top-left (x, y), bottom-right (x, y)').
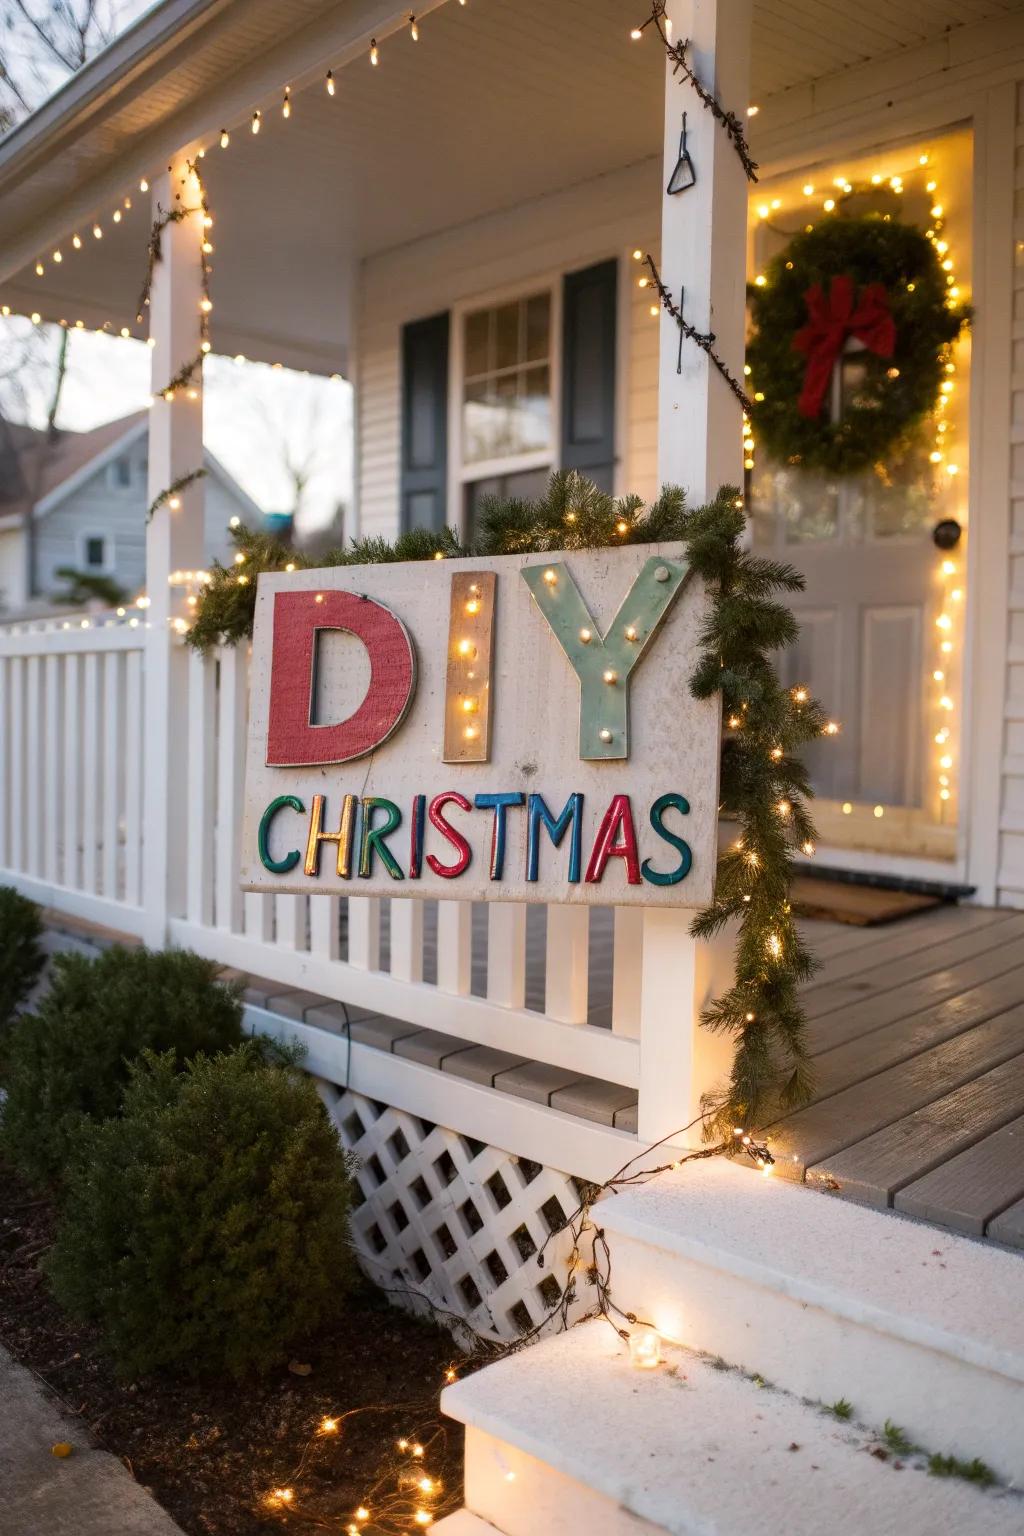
top-left (0, 1), bottom-right (355, 537)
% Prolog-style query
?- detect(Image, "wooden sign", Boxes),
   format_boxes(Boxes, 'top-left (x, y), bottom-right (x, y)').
top-left (241, 544), bottom-right (721, 907)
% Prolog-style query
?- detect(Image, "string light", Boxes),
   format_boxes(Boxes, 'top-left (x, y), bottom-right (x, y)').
top-left (370, 37), bottom-right (379, 65)
top-left (326, 69), bottom-right (335, 94)
top-left (251, 109), bottom-right (261, 133)
top-left (282, 85), bottom-right (291, 118)
top-left (410, 14), bottom-right (419, 40)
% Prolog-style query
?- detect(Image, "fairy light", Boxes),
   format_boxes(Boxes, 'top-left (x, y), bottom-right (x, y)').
top-left (251, 109), bottom-right (261, 133)
top-left (410, 14), bottom-right (420, 39)
top-left (370, 37), bottom-right (379, 64)
top-left (282, 85), bottom-right (291, 118)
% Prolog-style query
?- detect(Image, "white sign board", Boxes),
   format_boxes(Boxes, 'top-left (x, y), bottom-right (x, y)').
top-left (241, 544), bottom-right (721, 907)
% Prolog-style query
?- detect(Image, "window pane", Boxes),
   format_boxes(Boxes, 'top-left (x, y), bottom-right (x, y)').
top-left (85, 537), bottom-right (105, 568)
top-left (524, 294), bottom-right (550, 362)
top-left (494, 302), bottom-right (520, 371)
top-left (518, 366), bottom-right (552, 453)
top-left (464, 309), bottom-right (490, 378)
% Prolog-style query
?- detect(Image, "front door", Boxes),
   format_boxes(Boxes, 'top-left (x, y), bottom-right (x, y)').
top-left (748, 128), bottom-right (970, 863)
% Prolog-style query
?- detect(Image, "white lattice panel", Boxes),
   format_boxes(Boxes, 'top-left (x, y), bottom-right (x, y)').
top-left (316, 1078), bottom-right (588, 1342)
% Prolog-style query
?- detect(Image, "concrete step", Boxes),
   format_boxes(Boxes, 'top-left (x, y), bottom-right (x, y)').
top-left (595, 1157), bottom-right (1024, 1484)
top-left (441, 1322), bottom-right (1024, 1536)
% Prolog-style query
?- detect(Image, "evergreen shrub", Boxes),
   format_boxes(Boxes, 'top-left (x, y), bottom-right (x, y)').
top-left (48, 1047), bottom-right (355, 1379)
top-left (0, 945), bottom-right (242, 1183)
top-left (0, 885), bottom-right (44, 1029)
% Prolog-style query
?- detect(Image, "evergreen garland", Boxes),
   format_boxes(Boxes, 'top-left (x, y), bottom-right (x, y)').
top-left (188, 472), bottom-right (832, 1134)
top-left (747, 214), bottom-right (969, 475)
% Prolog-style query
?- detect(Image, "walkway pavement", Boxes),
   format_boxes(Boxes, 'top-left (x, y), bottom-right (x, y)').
top-left (0, 1345), bottom-right (182, 1536)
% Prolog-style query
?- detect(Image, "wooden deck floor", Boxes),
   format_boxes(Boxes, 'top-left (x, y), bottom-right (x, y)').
top-left (770, 902), bottom-right (1024, 1247)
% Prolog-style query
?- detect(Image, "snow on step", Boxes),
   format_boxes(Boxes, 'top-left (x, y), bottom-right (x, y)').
top-left (596, 1157), bottom-right (1024, 1483)
top-left (442, 1323), bottom-right (1023, 1536)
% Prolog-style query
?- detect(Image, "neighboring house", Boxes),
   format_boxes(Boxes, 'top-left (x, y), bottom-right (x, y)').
top-left (0, 412), bottom-right (260, 613)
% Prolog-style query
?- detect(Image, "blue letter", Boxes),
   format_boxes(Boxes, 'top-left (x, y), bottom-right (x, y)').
top-left (474, 792), bottom-right (524, 879)
top-left (527, 792), bottom-right (583, 882)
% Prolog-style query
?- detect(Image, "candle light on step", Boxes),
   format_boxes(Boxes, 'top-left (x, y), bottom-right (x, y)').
top-left (629, 1330), bottom-right (662, 1370)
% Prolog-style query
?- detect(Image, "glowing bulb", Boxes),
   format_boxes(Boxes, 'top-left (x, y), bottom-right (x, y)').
top-left (35, 261), bottom-right (43, 275)
top-left (410, 16), bottom-right (419, 40)
top-left (93, 224), bottom-right (102, 238)
top-left (220, 128), bottom-right (230, 147)
top-left (251, 110), bottom-right (261, 133)
top-left (542, 568), bottom-right (557, 584)
top-left (747, 104), bottom-right (759, 116)
top-left (630, 26), bottom-right (643, 39)
top-left (940, 754), bottom-right (953, 769)
top-left (320, 1417), bottom-right (338, 1434)
top-left (52, 250), bottom-right (62, 263)
top-left (624, 625), bottom-right (638, 641)
top-left (283, 86), bottom-right (291, 118)
top-left (457, 639), bottom-right (474, 657)
top-left (931, 205), bottom-right (943, 219)
top-left (461, 697), bottom-right (477, 714)
top-left (466, 598), bottom-right (480, 615)
top-left (803, 183), bottom-right (814, 196)
top-left (824, 720), bottom-right (839, 736)
top-left (936, 613), bottom-right (952, 631)
top-left (603, 668), bottom-right (617, 685)
top-left (754, 274), bottom-right (767, 286)
top-left (793, 687), bottom-right (808, 703)
top-left (370, 37), bottom-right (379, 64)
top-left (823, 198), bottom-right (835, 212)
top-left (633, 248), bottom-right (642, 260)
top-left (629, 1331), bottom-right (662, 1369)
top-left (767, 933), bottom-right (783, 959)
top-left (414, 1514), bottom-right (432, 1527)
top-left (802, 840), bottom-right (815, 856)
top-left (579, 628), bottom-right (592, 642)
top-left (616, 520), bottom-right (629, 534)
top-left (314, 593), bottom-right (325, 604)
top-left (777, 799), bottom-right (791, 817)
top-left (842, 802), bottom-right (852, 814)
top-left (72, 234), bottom-right (81, 248)
top-left (169, 496), bottom-right (181, 511)
top-left (873, 805), bottom-right (884, 818)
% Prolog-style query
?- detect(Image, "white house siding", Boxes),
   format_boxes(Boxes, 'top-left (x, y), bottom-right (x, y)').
top-left (34, 437), bottom-right (244, 601)
top-left (995, 79), bottom-right (1024, 905)
top-left (0, 527), bottom-right (25, 609)
top-left (355, 159), bottom-right (663, 541)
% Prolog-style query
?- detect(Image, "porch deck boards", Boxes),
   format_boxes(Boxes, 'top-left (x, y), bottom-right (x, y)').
top-left (772, 903), bottom-right (1024, 1246)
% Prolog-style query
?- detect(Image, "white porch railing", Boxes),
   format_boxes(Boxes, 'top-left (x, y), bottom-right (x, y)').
top-left (0, 615), bottom-right (147, 936)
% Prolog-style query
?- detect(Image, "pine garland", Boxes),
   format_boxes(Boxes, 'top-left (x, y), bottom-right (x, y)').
top-left (188, 473), bottom-right (831, 1132)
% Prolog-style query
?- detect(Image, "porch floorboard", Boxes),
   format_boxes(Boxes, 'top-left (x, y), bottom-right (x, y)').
top-left (773, 902), bottom-right (1024, 1247)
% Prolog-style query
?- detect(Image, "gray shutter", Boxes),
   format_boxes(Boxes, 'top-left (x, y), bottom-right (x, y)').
top-left (560, 259), bottom-right (617, 491)
top-left (400, 311), bottom-right (450, 532)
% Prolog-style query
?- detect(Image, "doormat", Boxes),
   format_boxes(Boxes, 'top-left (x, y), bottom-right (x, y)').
top-left (791, 876), bottom-right (944, 926)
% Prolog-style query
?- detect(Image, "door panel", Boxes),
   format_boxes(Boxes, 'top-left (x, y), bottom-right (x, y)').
top-left (859, 607), bottom-right (921, 807)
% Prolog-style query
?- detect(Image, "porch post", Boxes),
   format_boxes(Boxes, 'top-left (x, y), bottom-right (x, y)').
top-left (638, 0), bottom-right (751, 1146)
top-left (142, 157), bottom-right (206, 947)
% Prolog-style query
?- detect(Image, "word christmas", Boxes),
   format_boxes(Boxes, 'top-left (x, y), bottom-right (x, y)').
top-left (241, 545), bottom-right (721, 908)
top-left (258, 788), bottom-right (693, 888)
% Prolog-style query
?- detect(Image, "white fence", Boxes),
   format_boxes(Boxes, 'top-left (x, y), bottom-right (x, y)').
top-left (0, 616), bottom-right (147, 934)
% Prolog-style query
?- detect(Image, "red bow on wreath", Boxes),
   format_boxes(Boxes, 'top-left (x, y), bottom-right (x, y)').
top-left (792, 274), bottom-right (896, 420)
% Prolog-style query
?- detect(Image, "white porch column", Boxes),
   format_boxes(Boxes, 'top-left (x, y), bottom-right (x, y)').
top-left (142, 158), bottom-right (206, 947)
top-left (638, 0), bottom-right (751, 1146)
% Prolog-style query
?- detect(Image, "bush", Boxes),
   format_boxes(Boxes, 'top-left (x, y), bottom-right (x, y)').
top-left (0, 886), bottom-right (44, 1029)
top-left (48, 1047), bottom-right (355, 1379)
top-left (0, 945), bottom-right (243, 1184)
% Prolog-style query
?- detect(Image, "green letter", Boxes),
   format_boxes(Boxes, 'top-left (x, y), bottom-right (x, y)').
top-left (258, 794), bottom-right (304, 874)
top-left (521, 556), bottom-right (689, 759)
top-left (641, 792), bottom-right (692, 886)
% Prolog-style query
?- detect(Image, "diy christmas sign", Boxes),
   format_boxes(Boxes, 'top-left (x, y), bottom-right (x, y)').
top-left (241, 545), bottom-right (721, 906)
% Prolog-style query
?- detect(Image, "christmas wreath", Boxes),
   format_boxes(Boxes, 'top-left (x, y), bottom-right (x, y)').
top-left (746, 215), bottom-right (970, 475)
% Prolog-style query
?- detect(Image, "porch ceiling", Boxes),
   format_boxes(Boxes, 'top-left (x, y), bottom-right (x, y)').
top-left (0, 0), bottom-right (1020, 373)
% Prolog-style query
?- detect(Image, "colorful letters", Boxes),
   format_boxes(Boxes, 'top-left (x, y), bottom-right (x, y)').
top-left (258, 789), bottom-right (692, 891)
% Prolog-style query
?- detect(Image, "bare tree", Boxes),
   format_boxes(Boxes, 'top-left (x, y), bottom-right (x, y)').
top-left (0, 1), bottom-right (133, 596)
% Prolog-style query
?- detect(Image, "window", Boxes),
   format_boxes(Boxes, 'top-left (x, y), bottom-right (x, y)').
top-left (110, 455), bottom-right (131, 488)
top-left (82, 535), bottom-right (108, 570)
top-left (462, 292), bottom-right (552, 468)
